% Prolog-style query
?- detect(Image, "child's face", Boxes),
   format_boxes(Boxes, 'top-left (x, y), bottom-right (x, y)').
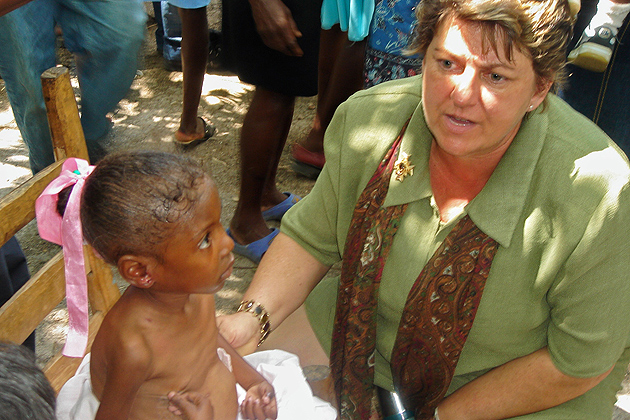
top-left (150, 177), bottom-right (234, 294)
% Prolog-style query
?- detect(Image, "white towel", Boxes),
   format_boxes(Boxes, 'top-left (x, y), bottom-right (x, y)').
top-left (56, 350), bottom-right (337, 420)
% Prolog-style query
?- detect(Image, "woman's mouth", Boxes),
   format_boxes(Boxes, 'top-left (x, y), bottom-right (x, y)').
top-left (447, 115), bottom-right (473, 126)
top-left (444, 114), bottom-right (475, 133)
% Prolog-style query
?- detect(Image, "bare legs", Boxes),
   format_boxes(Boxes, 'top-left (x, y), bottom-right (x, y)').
top-left (176, 7), bottom-right (211, 142)
top-left (229, 87), bottom-right (295, 245)
top-left (296, 26), bottom-right (366, 156)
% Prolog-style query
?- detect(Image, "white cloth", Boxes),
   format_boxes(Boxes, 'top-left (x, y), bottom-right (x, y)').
top-left (56, 354), bottom-right (98, 420)
top-left (56, 350), bottom-right (337, 420)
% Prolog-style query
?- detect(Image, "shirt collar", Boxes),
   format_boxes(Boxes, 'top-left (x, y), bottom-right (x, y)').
top-left (383, 100), bottom-right (433, 208)
top-left (383, 100), bottom-right (549, 248)
top-left (467, 111), bottom-right (547, 247)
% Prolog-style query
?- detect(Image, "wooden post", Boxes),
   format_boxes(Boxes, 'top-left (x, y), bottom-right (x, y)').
top-left (41, 66), bottom-right (89, 162)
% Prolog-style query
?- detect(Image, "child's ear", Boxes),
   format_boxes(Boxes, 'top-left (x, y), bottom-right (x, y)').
top-left (117, 255), bottom-right (155, 288)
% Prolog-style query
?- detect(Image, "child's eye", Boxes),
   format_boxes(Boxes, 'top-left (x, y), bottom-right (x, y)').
top-left (198, 233), bottom-right (212, 250)
top-left (488, 72), bottom-right (505, 83)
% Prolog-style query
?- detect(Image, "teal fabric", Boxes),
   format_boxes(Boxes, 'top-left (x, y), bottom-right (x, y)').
top-left (321, 0), bottom-right (375, 41)
top-left (283, 75), bottom-right (630, 419)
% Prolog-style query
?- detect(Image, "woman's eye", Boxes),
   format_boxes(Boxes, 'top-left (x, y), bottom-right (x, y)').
top-left (198, 233), bottom-right (212, 250)
top-left (440, 59), bottom-right (453, 69)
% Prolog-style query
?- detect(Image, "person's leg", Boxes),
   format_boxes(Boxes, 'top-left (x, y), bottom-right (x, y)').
top-left (569, 0), bottom-right (630, 71)
top-left (59, 0), bottom-right (146, 162)
top-left (0, 0), bottom-right (57, 174)
top-left (292, 26), bottom-right (366, 178)
top-left (152, 1), bottom-right (164, 54)
top-left (161, 1), bottom-right (183, 68)
top-left (175, 6), bottom-right (213, 143)
top-left (229, 87), bottom-right (295, 246)
top-left (300, 27), bottom-right (347, 155)
top-left (595, 0), bottom-right (630, 24)
top-left (302, 27), bottom-right (365, 155)
top-left (560, 3), bottom-right (630, 150)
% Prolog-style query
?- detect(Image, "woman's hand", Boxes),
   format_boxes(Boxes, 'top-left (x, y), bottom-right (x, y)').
top-left (240, 382), bottom-right (278, 420)
top-left (248, 0), bottom-right (303, 56)
top-left (216, 311), bottom-right (261, 355)
top-left (167, 392), bottom-right (214, 420)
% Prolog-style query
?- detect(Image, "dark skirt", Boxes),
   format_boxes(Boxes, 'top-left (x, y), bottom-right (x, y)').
top-left (221, 0), bottom-right (323, 97)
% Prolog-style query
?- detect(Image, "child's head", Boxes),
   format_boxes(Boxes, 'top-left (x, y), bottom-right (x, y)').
top-left (78, 150), bottom-right (208, 265)
top-left (0, 342), bottom-right (56, 420)
top-left (74, 150), bottom-right (234, 293)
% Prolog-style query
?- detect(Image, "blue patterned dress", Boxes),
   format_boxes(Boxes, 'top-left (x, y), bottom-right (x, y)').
top-left (364, 0), bottom-right (422, 87)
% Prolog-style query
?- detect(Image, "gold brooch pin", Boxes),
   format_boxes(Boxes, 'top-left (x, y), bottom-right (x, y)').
top-left (394, 152), bottom-right (414, 182)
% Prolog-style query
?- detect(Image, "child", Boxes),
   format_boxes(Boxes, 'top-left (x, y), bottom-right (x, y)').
top-left (568, 0), bottom-right (630, 72)
top-left (41, 151), bottom-right (334, 420)
top-left (0, 341), bottom-right (57, 420)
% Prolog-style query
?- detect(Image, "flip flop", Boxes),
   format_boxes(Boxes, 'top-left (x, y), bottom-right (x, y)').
top-left (261, 192), bottom-right (301, 221)
top-left (291, 143), bottom-right (325, 179)
top-left (175, 117), bottom-right (216, 147)
top-left (226, 228), bottom-right (279, 263)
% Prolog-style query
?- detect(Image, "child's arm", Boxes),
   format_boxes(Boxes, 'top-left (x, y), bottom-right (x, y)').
top-left (216, 334), bottom-right (278, 420)
top-left (94, 335), bottom-right (152, 420)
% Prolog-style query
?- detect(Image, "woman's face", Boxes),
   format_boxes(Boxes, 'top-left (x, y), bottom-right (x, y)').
top-left (422, 17), bottom-right (551, 160)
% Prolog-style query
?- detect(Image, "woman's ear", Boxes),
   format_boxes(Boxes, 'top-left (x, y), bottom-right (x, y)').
top-left (530, 77), bottom-right (554, 111)
top-left (117, 255), bottom-right (155, 288)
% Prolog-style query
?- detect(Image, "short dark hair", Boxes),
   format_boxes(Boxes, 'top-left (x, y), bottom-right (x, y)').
top-left (0, 342), bottom-right (56, 420)
top-left (79, 150), bottom-right (208, 264)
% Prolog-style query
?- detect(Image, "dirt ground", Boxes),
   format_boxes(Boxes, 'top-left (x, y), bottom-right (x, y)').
top-left (1, 4), bottom-right (629, 413)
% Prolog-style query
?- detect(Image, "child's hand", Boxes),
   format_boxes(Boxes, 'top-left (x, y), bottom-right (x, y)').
top-left (168, 391), bottom-right (214, 420)
top-left (240, 382), bottom-right (278, 420)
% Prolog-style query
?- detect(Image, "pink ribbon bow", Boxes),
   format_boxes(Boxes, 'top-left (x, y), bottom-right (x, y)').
top-left (35, 158), bottom-right (95, 358)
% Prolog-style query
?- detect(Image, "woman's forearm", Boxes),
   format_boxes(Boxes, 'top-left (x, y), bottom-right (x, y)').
top-left (438, 347), bottom-right (612, 420)
top-left (243, 232), bottom-right (330, 326)
top-left (217, 233), bottom-right (330, 351)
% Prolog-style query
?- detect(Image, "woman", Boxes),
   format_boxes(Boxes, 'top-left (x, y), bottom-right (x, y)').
top-left (219, 0), bottom-right (630, 418)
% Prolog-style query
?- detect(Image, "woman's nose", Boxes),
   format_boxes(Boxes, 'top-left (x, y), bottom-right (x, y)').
top-left (450, 68), bottom-right (479, 106)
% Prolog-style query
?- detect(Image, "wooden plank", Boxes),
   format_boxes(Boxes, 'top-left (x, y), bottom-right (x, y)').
top-left (0, 161), bottom-right (63, 245)
top-left (44, 311), bottom-right (106, 394)
top-left (85, 246), bottom-right (119, 313)
top-left (41, 66), bottom-right (89, 162)
top-left (0, 252), bottom-right (65, 343)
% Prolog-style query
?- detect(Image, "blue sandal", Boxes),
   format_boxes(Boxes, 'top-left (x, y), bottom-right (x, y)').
top-left (227, 228), bottom-right (279, 263)
top-left (261, 192), bottom-right (301, 221)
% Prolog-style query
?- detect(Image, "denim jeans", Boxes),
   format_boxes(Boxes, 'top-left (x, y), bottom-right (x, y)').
top-left (559, 0), bottom-right (630, 156)
top-left (151, 1), bottom-right (182, 62)
top-left (0, 0), bottom-right (146, 174)
top-left (161, 1), bottom-right (182, 62)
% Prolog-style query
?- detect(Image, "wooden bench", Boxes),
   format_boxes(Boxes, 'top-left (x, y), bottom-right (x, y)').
top-left (0, 66), bottom-right (120, 393)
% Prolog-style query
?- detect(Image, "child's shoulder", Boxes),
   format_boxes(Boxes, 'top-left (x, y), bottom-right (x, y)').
top-left (93, 289), bottom-right (155, 357)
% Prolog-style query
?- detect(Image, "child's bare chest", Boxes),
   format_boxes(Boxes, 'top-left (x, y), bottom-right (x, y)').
top-left (130, 301), bottom-right (238, 418)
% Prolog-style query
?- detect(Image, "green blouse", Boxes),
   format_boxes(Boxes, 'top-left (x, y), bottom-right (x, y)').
top-left (282, 76), bottom-right (630, 419)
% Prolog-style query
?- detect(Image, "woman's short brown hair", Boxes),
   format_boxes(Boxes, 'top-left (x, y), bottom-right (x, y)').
top-left (412, 0), bottom-right (574, 90)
